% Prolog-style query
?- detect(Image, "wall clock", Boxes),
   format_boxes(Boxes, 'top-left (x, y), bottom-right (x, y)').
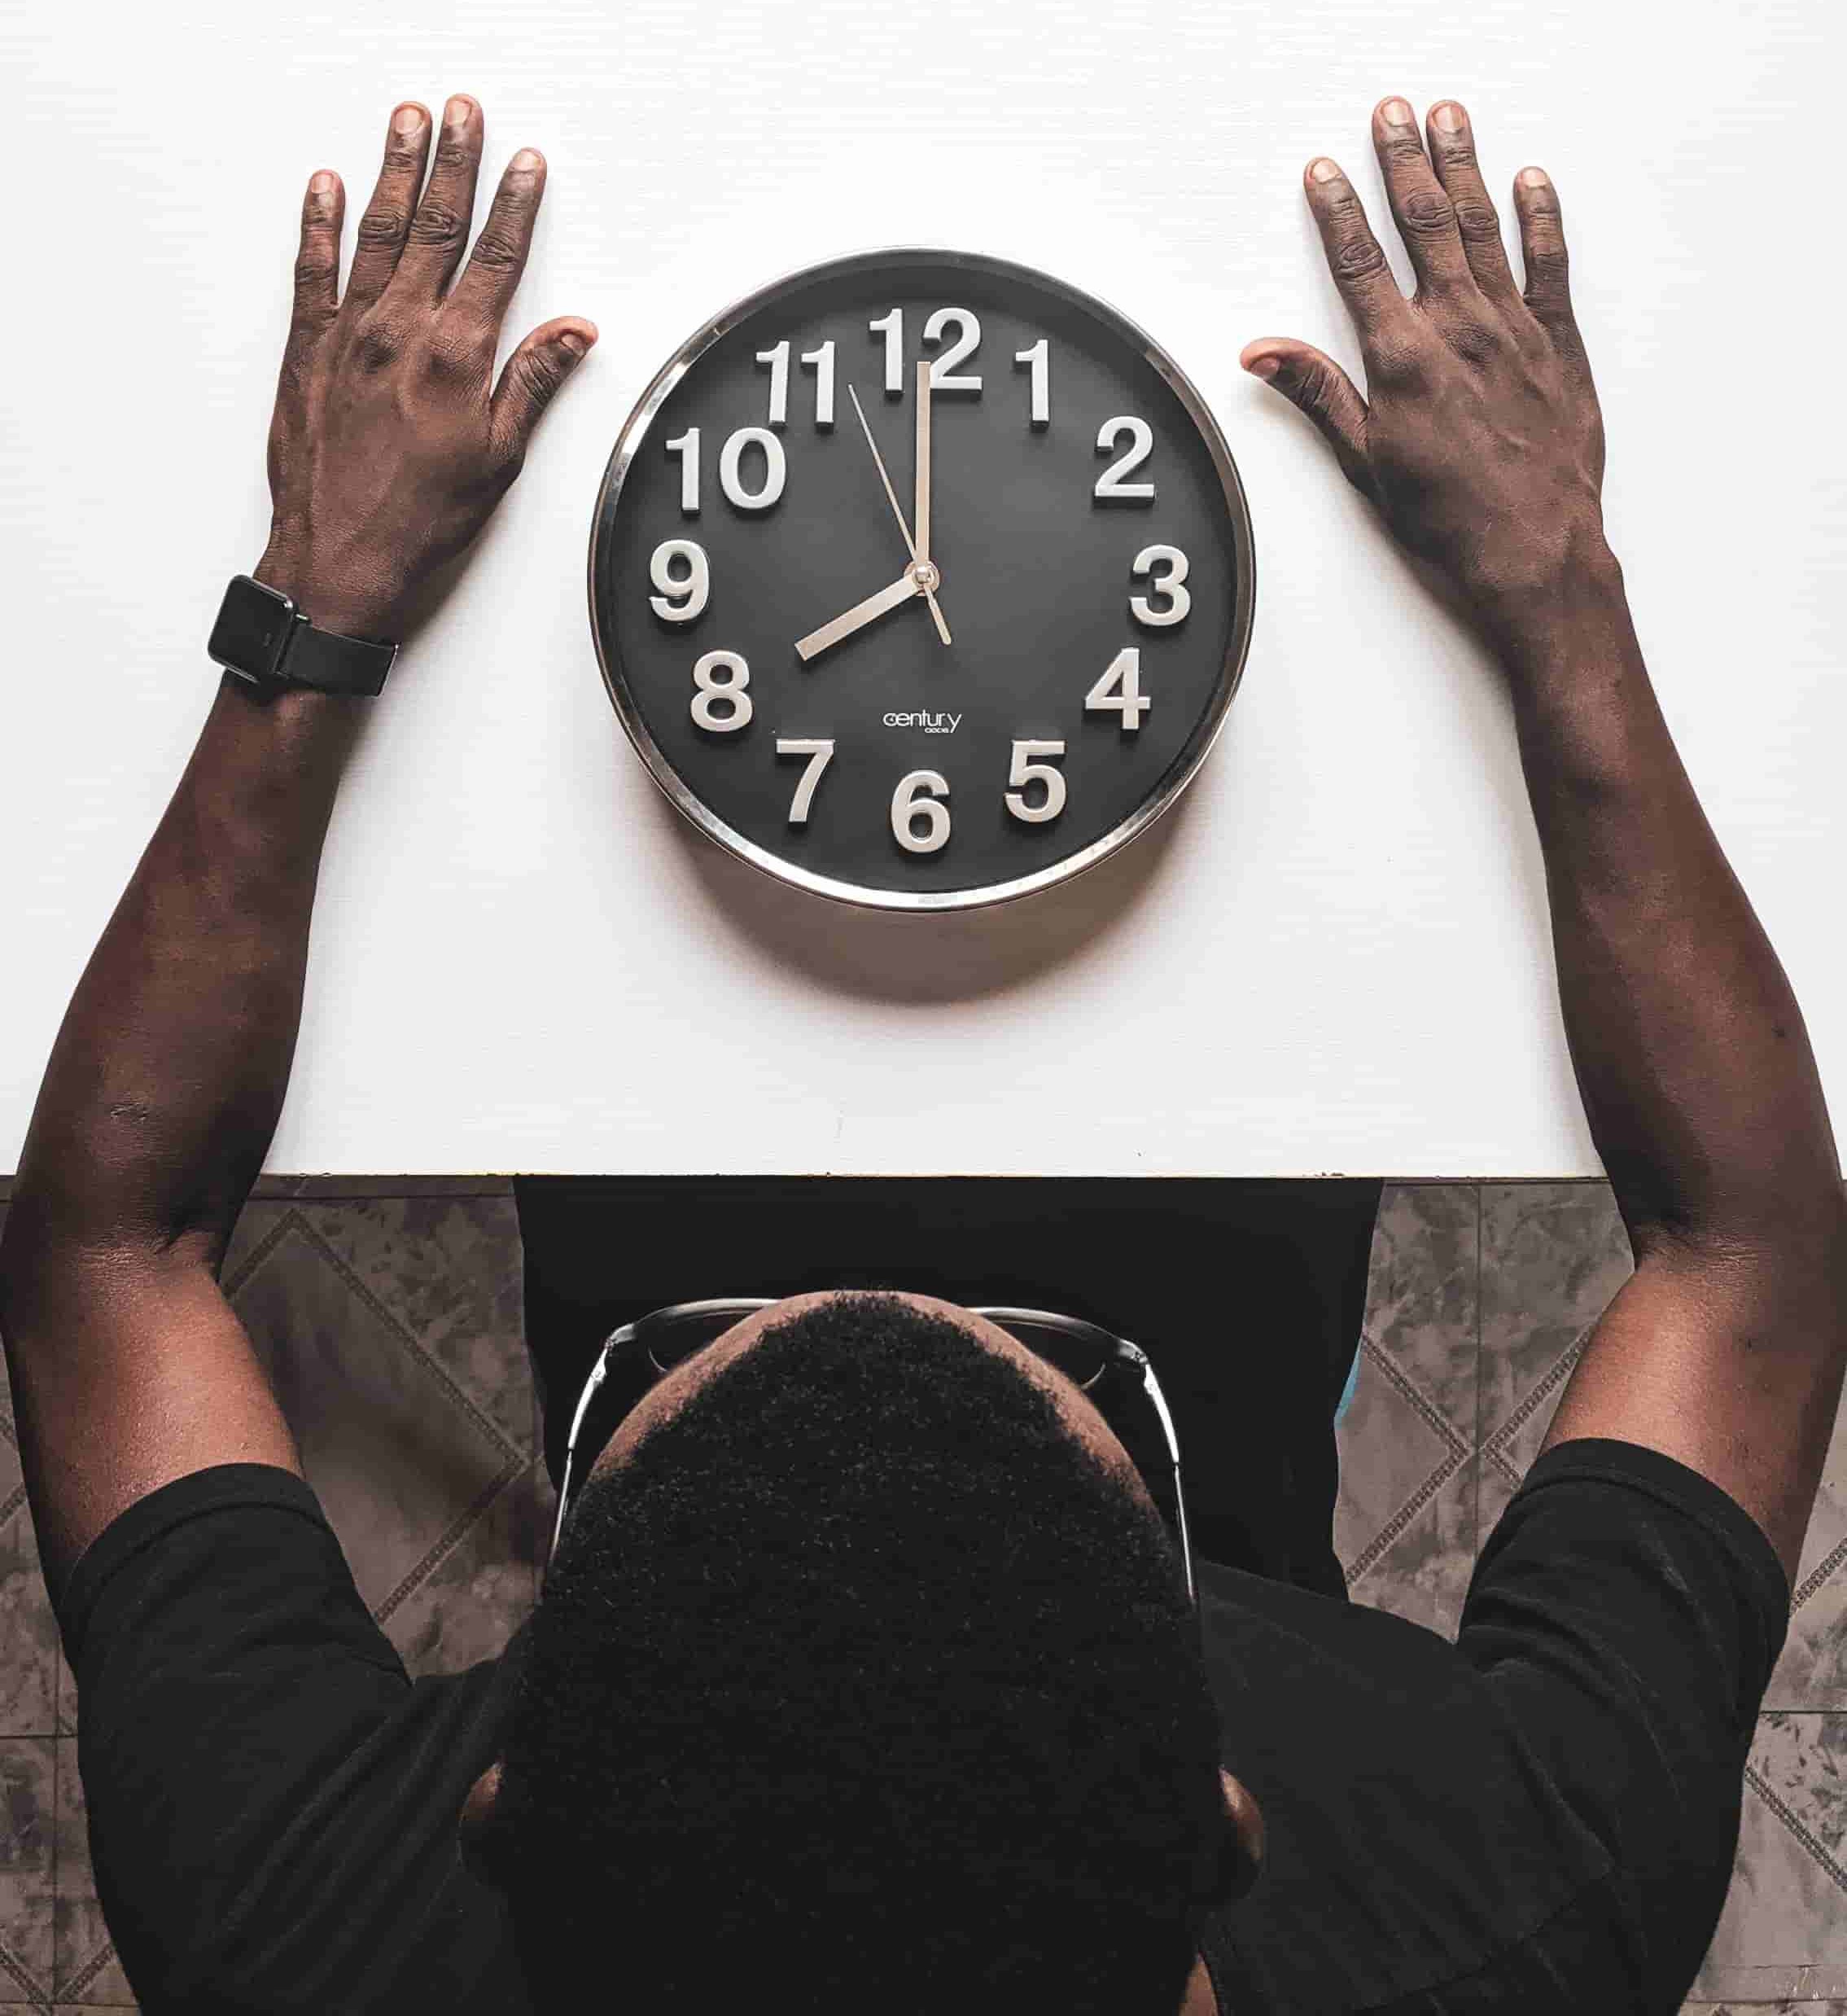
top-left (589, 248), bottom-right (1255, 911)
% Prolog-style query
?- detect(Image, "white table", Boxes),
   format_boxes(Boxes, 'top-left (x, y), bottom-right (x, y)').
top-left (3, 0), bottom-right (1840, 1177)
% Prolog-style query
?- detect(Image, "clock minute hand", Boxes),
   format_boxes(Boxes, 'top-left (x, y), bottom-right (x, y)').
top-left (795, 570), bottom-right (923, 663)
top-left (914, 357), bottom-right (931, 568)
top-left (847, 383), bottom-right (952, 646)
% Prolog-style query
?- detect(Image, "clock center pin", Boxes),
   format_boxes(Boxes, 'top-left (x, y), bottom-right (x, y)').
top-left (910, 560), bottom-right (940, 592)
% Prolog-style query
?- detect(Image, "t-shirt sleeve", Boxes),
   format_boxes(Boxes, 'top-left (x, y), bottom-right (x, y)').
top-left (59, 1462), bottom-right (521, 2014)
top-left (1457, 1436), bottom-right (1790, 2002)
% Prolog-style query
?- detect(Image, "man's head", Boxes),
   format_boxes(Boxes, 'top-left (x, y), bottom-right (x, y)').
top-left (466, 1291), bottom-right (1256, 2013)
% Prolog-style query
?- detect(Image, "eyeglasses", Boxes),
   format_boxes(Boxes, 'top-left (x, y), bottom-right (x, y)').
top-left (549, 1297), bottom-right (1195, 1599)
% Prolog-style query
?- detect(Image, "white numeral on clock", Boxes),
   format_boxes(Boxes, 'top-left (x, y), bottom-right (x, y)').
top-left (1095, 416), bottom-right (1155, 502)
top-left (755, 341), bottom-right (790, 427)
top-left (869, 308), bottom-right (904, 396)
top-left (1014, 338), bottom-right (1049, 427)
top-left (1005, 739), bottom-right (1066, 822)
top-left (1086, 647), bottom-right (1149, 730)
top-left (776, 738), bottom-right (835, 824)
top-left (925, 307), bottom-right (983, 392)
top-left (891, 769), bottom-right (951, 854)
top-left (1131, 544), bottom-right (1190, 626)
top-left (800, 341), bottom-right (837, 428)
top-left (690, 650), bottom-right (752, 732)
top-left (664, 428), bottom-right (700, 515)
top-left (648, 539), bottom-right (709, 623)
top-left (719, 427), bottom-right (786, 511)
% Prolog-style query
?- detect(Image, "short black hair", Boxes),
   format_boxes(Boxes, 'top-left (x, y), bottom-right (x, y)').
top-left (492, 1293), bottom-right (1229, 2013)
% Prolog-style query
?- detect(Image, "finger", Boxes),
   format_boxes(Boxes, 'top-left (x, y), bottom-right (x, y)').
top-left (488, 317), bottom-right (597, 465)
top-left (289, 169), bottom-right (344, 339)
top-left (344, 102), bottom-right (432, 310)
top-left (274, 169), bottom-right (344, 458)
top-left (1371, 97), bottom-right (1474, 299)
top-left (1241, 340), bottom-right (1372, 493)
top-left (1424, 100), bottom-right (1519, 304)
top-left (395, 94), bottom-right (484, 298)
top-left (1302, 157), bottom-right (1414, 354)
top-left (447, 147), bottom-right (546, 330)
top-left (1513, 165), bottom-right (1588, 369)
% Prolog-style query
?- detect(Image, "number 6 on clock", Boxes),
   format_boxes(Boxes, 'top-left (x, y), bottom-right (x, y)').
top-left (891, 770), bottom-right (952, 854)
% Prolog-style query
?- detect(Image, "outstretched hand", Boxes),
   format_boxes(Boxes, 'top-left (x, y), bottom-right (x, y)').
top-left (1243, 99), bottom-right (1612, 627)
top-left (256, 97), bottom-right (597, 642)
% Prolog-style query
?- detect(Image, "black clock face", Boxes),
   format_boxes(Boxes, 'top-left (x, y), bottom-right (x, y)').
top-left (590, 250), bottom-right (1254, 909)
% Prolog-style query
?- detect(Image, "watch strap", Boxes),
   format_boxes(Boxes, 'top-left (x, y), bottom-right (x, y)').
top-left (279, 612), bottom-right (398, 696)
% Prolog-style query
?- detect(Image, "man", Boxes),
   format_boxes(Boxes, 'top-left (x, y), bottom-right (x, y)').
top-left (1, 87), bottom-right (1839, 2015)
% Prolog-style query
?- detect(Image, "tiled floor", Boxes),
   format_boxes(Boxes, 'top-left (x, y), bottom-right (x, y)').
top-left (0, 1178), bottom-right (1842, 2011)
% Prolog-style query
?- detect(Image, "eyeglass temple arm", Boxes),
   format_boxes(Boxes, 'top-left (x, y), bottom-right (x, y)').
top-left (549, 1339), bottom-right (619, 1561)
top-left (1127, 1349), bottom-right (1195, 1603)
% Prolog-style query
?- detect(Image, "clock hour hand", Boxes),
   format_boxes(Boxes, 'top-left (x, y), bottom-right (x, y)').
top-left (847, 383), bottom-right (952, 646)
top-left (795, 568), bottom-right (932, 663)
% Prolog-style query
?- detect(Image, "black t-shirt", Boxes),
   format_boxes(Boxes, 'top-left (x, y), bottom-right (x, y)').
top-left (62, 1438), bottom-right (1786, 2015)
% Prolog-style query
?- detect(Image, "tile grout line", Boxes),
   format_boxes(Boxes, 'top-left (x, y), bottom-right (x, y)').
top-left (1364, 1332), bottom-right (1472, 1462)
top-left (289, 1213), bottom-right (527, 1466)
top-left (49, 1729), bottom-right (61, 2009)
top-left (1473, 1184), bottom-right (1483, 1572)
top-left (1743, 1749), bottom-right (1847, 1897)
top-left (1791, 1529), bottom-right (1847, 1613)
top-left (1339, 1317), bottom-right (1474, 1589)
top-left (370, 1459), bottom-right (527, 1629)
top-left (1481, 1340), bottom-right (1584, 1484)
top-left (1344, 1442), bottom-right (1468, 1587)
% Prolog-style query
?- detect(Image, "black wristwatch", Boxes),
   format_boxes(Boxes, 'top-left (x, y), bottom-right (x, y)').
top-left (208, 574), bottom-right (398, 696)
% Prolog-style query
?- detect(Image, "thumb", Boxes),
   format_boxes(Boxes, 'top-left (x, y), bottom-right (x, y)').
top-left (490, 317), bottom-right (598, 467)
top-left (1241, 340), bottom-right (1372, 494)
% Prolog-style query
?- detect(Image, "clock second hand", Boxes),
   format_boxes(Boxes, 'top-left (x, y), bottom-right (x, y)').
top-left (846, 382), bottom-right (952, 646)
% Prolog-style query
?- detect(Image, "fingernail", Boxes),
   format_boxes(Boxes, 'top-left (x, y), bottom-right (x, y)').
top-left (1309, 157), bottom-right (1342, 183)
top-left (309, 170), bottom-right (335, 203)
top-left (1245, 354), bottom-right (1280, 381)
top-left (392, 103), bottom-right (427, 137)
top-left (558, 328), bottom-right (590, 357)
top-left (1380, 98), bottom-right (1414, 126)
top-left (1432, 101), bottom-right (1465, 134)
top-left (1518, 165), bottom-right (1549, 189)
top-left (511, 147), bottom-right (543, 173)
top-left (444, 94), bottom-right (475, 129)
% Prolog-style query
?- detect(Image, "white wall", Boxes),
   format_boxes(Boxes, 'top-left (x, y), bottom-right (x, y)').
top-left (2, 0), bottom-right (1840, 1175)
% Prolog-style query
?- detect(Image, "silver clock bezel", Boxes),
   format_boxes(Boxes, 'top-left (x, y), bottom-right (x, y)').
top-left (587, 246), bottom-right (1256, 914)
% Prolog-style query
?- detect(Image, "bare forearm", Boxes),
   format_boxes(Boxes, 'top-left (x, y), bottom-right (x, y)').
top-left (6, 674), bottom-right (360, 1269)
top-left (1493, 558), bottom-right (1841, 1254)
top-left (1500, 561), bottom-right (1847, 1566)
